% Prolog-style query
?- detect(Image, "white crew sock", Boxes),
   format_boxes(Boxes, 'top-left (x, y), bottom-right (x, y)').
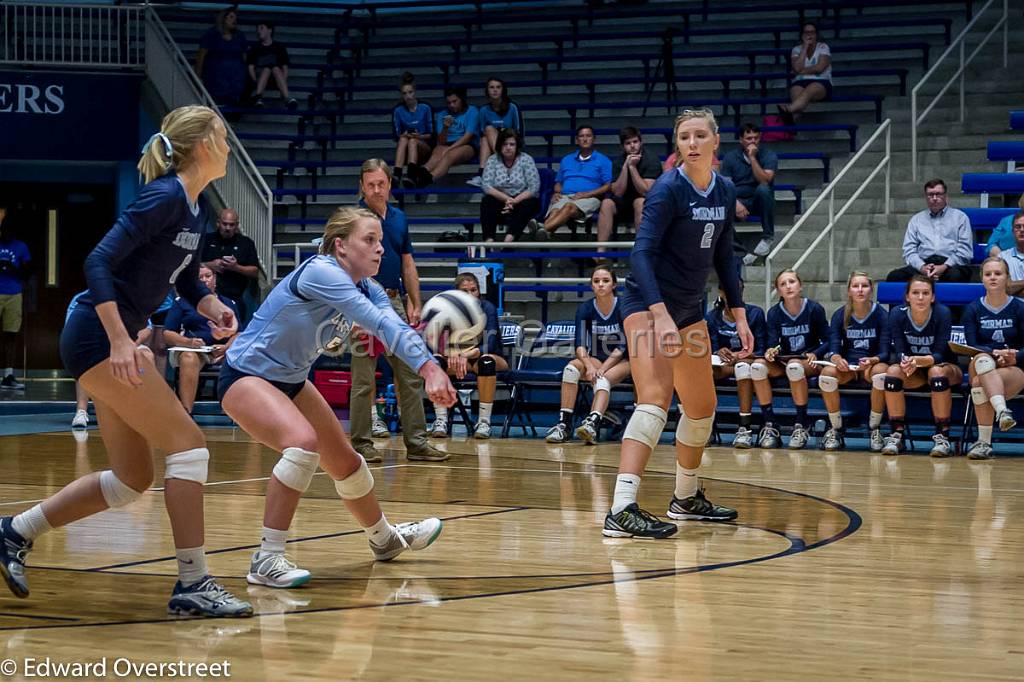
top-left (990, 395), bottom-right (1008, 414)
top-left (829, 412), bottom-right (843, 430)
top-left (363, 514), bottom-right (394, 546)
top-left (176, 546), bottom-right (208, 586)
top-left (611, 474), bottom-right (641, 514)
top-left (433, 406), bottom-right (448, 421)
top-left (259, 526), bottom-right (288, 556)
top-left (869, 411), bottom-right (883, 429)
top-left (675, 464), bottom-right (700, 499)
top-left (11, 504), bottom-right (52, 541)
top-left (978, 424), bottom-right (993, 444)
top-left (478, 401), bottom-right (493, 425)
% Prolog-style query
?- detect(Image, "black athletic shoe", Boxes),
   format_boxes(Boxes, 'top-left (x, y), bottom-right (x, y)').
top-left (0, 516), bottom-right (32, 598)
top-left (666, 488), bottom-right (738, 522)
top-left (602, 503), bottom-right (678, 539)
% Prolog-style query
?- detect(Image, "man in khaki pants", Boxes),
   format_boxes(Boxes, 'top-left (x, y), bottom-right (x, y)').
top-left (348, 159), bottom-right (448, 462)
top-left (0, 212), bottom-right (30, 391)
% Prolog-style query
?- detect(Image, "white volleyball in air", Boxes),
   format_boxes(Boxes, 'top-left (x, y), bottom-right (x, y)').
top-left (421, 289), bottom-right (486, 352)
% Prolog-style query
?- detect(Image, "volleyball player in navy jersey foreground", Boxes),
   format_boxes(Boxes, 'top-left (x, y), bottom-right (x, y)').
top-left (755, 269), bottom-right (830, 449)
top-left (0, 105), bottom-right (252, 616)
top-left (963, 257), bottom-right (1024, 459)
top-left (880, 275), bottom-right (959, 457)
top-left (603, 108), bottom-right (751, 539)
top-left (219, 207), bottom-right (456, 588)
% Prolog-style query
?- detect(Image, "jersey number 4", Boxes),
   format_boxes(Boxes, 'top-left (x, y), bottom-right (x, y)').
top-left (700, 223), bottom-right (715, 249)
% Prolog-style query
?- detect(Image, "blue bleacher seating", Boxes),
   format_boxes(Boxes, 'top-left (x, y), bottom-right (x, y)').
top-left (502, 321), bottom-right (575, 437)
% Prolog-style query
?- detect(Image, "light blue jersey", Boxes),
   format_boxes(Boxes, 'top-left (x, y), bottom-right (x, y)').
top-left (227, 255), bottom-right (434, 383)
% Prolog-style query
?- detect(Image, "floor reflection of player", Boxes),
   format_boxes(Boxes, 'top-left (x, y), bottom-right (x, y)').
top-left (604, 108), bottom-right (751, 539)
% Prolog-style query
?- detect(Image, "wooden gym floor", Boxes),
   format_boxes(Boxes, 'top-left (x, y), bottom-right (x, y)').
top-left (0, 427), bottom-right (1021, 681)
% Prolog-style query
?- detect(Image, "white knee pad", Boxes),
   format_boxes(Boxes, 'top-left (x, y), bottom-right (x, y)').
top-left (622, 404), bottom-right (668, 449)
top-left (273, 447), bottom-right (320, 492)
top-left (164, 447), bottom-right (209, 483)
top-left (871, 373), bottom-right (887, 391)
top-left (99, 470), bottom-right (142, 508)
top-left (334, 455), bottom-right (375, 500)
top-left (594, 376), bottom-right (611, 394)
top-left (733, 362), bottom-right (752, 381)
top-left (562, 364), bottom-right (580, 385)
top-left (786, 361), bottom-right (805, 382)
top-left (971, 386), bottom-right (990, 406)
top-left (750, 362), bottom-right (769, 381)
top-left (676, 409), bottom-right (713, 448)
top-left (818, 375), bottom-right (839, 393)
top-left (974, 354), bottom-right (997, 376)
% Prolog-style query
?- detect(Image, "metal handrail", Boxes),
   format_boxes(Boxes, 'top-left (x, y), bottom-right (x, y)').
top-left (911, 0), bottom-right (1008, 181)
top-left (0, 3), bottom-right (144, 68)
top-left (763, 119), bottom-right (892, 309)
top-left (144, 7), bottom-right (273, 271)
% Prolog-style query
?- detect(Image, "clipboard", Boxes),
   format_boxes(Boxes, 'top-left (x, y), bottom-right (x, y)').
top-left (948, 341), bottom-right (986, 357)
top-left (167, 346), bottom-right (216, 353)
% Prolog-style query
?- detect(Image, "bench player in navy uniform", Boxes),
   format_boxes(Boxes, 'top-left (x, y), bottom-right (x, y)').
top-left (603, 108), bottom-right (751, 539)
top-left (706, 281), bottom-right (768, 448)
top-left (962, 257), bottom-right (1024, 459)
top-left (819, 271), bottom-right (891, 452)
top-left (755, 269), bottom-right (830, 449)
top-left (219, 207), bottom-right (456, 587)
top-left (0, 106), bottom-right (252, 616)
top-left (545, 265), bottom-right (628, 445)
top-left (879, 275), bottom-right (960, 457)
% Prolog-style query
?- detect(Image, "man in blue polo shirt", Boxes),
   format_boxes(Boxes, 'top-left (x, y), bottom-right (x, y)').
top-left (532, 125), bottom-right (612, 240)
top-left (349, 159), bottom-right (448, 463)
top-left (0, 211), bottom-right (30, 390)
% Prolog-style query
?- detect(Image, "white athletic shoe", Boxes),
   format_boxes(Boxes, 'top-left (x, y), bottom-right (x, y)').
top-left (732, 426), bottom-right (754, 449)
top-left (246, 552), bottom-right (311, 589)
top-left (370, 518), bottom-right (443, 561)
top-left (71, 409), bottom-right (89, 429)
top-left (996, 409), bottom-right (1017, 431)
top-left (788, 424), bottom-right (809, 450)
top-left (753, 238), bottom-right (774, 256)
top-left (473, 420), bottom-right (491, 439)
top-left (371, 418), bottom-right (390, 438)
top-left (869, 428), bottom-right (885, 452)
top-left (429, 417), bottom-right (448, 438)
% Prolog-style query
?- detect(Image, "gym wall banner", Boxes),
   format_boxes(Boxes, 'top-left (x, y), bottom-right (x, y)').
top-left (0, 70), bottom-right (143, 162)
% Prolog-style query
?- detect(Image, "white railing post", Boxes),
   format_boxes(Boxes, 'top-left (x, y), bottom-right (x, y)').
top-left (910, 0), bottom-right (1008, 182)
top-left (828, 193), bottom-right (835, 285)
top-left (884, 124), bottom-right (891, 217)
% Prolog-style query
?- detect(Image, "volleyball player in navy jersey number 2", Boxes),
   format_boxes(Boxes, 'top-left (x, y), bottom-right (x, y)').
top-left (603, 108), bottom-right (751, 539)
top-left (0, 105), bottom-right (253, 616)
top-left (218, 207), bottom-right (456, 588)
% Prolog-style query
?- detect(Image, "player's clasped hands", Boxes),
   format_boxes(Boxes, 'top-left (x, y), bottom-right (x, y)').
top-left (994, 348), bottom-right (1017, 366)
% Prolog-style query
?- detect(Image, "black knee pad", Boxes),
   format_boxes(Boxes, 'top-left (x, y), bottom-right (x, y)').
top-left (929, 375), bottom-right (950, 392)
top-left (477, 355), bottom-right (497, 377)
top-left (884, 376), bottom-right (904, 392)
top-left (433, 354), bottom-right (448, 371)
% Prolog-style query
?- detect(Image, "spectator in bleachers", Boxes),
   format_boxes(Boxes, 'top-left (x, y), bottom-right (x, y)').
top-left (163, 265), bottom-right (240, 415)
top-left (754, 269), bottom-right (830, 450)
top-left (999, 212), bottom-right (1024, 293)
top-left (196, 7), bottom-right (248, 107)
top-left (778, 22), bottom-right (832, 124)
top-left (879, 275), bottom-right (960, 457)
top-left (544, 266), bottom-right (628, 445)
top-left (596, 127), bottom-right (661, 252)
top-left (428, 272), bottom-right (507, 440)
top-left (247, 22), bottom-right (297, 110)
top-left (985, 194), bottom-right (1024, 256)
top-left (706, 280), bottom-right (768, 448)
top-left (202, 208), bottom-right (260, 326)
top-left (886, 179), bottom-right (973, 283)
top-left (392, 72), bottom-right (434, 189)
top-left (819, 271), bottom-right (890, 452)
top-left (480, 129), bottom-right (540, 243)
top-left (469, 77), bottom-right (524, 188)
top-left (963, 256), bottom-right (1024, 460)
top-left (413, 87), bottom-right (478, 188)
top-left (0, 211), bottom-right (30, 391)
top-left (531, 125), bottom-right (612, 240)
top-left (721, 123), bottom-right (778, 265)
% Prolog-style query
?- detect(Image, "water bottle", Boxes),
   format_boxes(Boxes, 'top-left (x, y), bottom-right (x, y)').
top-left (375, 395), bottom-right (386, 421)
top-left (384, 384), bottom-right (398, 431)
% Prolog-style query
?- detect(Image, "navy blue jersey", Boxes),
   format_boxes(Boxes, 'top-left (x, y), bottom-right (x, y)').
top-left (164, 293), bottom-right (240, 345)
top-left (828, 303), bottom-right (890, 364)
top-left (963, 296), bottom-right (1024, 364)
top-left (392, 102), bottom-right (433, 139)
top-left (78, 174), bottom-right (211, 336)
top-left (706, 303), bottom-right (767, 356)
top-left (766, 298), bottom-right (829, 358)
top-left (888, 303), bottom-right (954, 365)
top-left (624, 169), bottom-right (742, 327)
top-left (574, 297), bottom-right (626, 361)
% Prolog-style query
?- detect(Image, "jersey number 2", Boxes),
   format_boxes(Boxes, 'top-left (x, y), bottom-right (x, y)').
top-left (700, 223), bottom-right (714, 249)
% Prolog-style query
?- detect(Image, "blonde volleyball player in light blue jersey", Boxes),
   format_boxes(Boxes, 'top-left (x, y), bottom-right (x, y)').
top-left (219, 207), bottom-right (457, 588)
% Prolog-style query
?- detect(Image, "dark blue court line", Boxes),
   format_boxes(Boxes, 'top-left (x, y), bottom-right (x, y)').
top-left (0, 611), bottom-right (80, 622)
top-left (0, 480), bottom-right (861, 631)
